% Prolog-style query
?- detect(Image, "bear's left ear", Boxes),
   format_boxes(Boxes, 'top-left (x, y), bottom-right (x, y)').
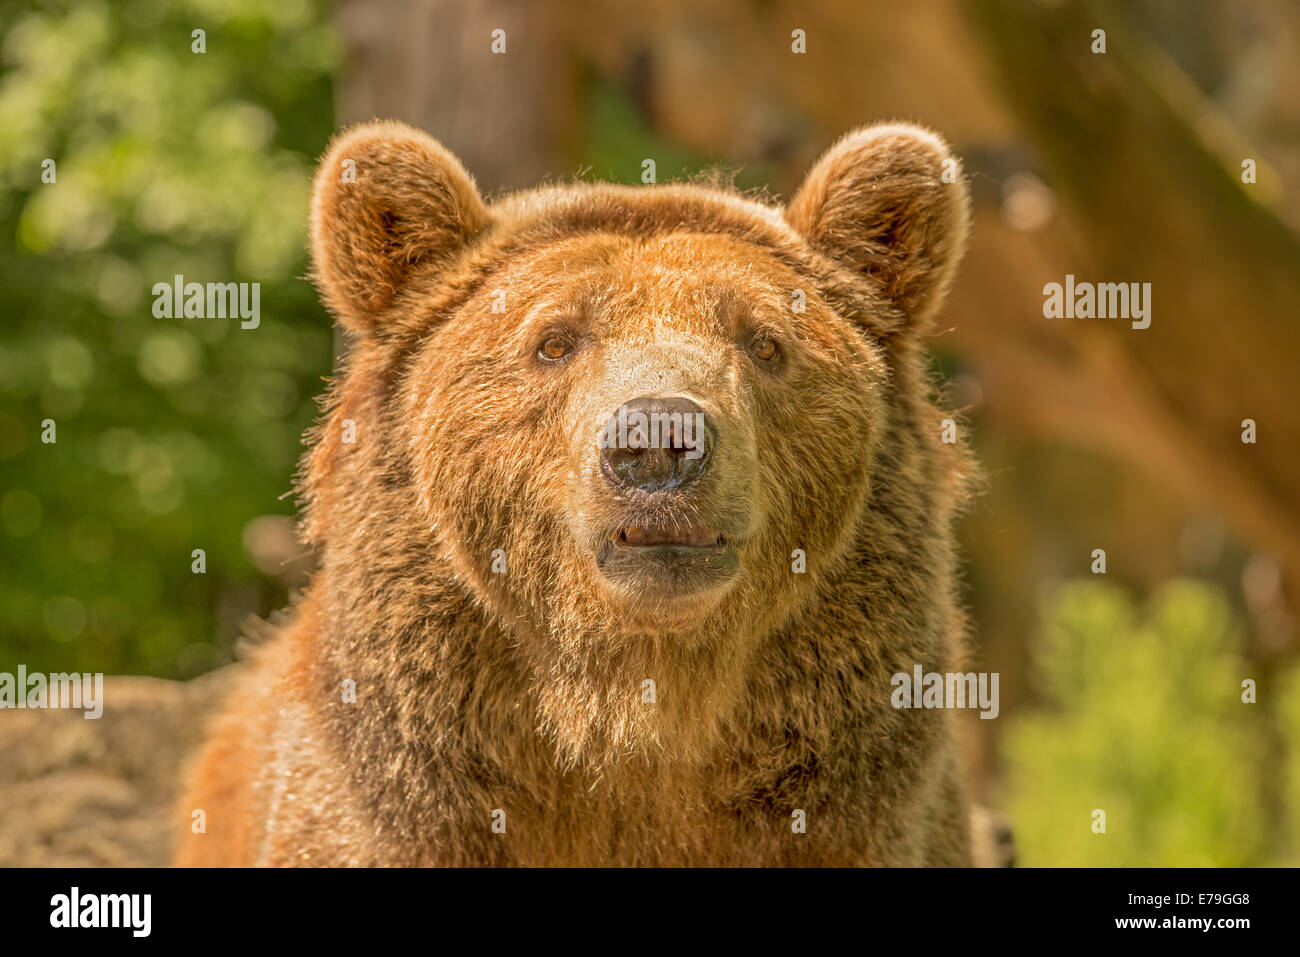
top-left (310, 120), bottom-right (488, 334)
top-left (785, 123), bottom-right (970, 333)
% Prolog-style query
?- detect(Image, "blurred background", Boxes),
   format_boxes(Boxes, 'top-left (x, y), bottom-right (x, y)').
top-left (1, 0), bottom-right (1298, 866)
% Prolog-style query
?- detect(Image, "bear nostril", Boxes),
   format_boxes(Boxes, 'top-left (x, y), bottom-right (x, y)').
top-left (599, 395), bottom-right (714, 493)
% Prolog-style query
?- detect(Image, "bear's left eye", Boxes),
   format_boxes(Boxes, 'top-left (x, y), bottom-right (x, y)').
top-left (537, 336), bottom-right (573, 361)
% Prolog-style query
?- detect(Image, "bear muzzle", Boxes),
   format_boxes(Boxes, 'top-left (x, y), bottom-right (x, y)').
top-left (592, 395), bottom-right (744, 596)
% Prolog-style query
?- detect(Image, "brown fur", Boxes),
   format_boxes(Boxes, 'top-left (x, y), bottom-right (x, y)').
top-left (176, 119), bottom-right (975, 866)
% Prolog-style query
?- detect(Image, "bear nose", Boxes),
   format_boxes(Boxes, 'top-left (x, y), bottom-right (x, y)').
top-left (599, 396), bottom-right (714, 493)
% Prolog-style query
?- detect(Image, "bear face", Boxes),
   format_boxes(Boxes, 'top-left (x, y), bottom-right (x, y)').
top-left (408, 229), bottom-right (879, 623)
top-left (302, 120), bottom-right (970, 771)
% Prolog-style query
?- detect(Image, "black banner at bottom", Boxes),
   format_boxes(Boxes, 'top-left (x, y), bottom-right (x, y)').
top-left (0, 866), bottom-right (1274, 945)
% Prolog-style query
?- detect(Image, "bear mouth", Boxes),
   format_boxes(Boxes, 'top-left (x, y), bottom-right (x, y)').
top-left (614, 526), bottom-right (727, 549)
top-left (595, 523), bottom-right (739, 596)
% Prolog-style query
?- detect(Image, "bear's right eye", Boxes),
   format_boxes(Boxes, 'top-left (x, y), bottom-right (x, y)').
top-left (751, 336), bottom-right (778, 362)
top-left (537, 336), bottom-right (573, 361)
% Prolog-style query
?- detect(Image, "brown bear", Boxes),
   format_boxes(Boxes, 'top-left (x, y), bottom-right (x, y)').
top-left (176, 118), bottom-right (975, 866)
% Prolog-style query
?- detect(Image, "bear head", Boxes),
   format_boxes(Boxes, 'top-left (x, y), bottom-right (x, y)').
top-left (302, 120), bottom-right (970, 767)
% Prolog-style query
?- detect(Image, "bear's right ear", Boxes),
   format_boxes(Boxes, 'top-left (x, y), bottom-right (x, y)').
top-left (310, 121), bottom-right (488, 333)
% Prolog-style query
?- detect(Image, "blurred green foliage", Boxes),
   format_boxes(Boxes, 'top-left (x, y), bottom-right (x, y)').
top-left (0, 0), bottom-right (339, 677)
top-left (1005, 579), bottom-right (1299, 865)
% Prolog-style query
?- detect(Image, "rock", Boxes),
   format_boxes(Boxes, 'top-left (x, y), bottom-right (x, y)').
top-left (971, 804), bottom-right (1017, 868)
top-left (0, 669), bottom-right (234, 867)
